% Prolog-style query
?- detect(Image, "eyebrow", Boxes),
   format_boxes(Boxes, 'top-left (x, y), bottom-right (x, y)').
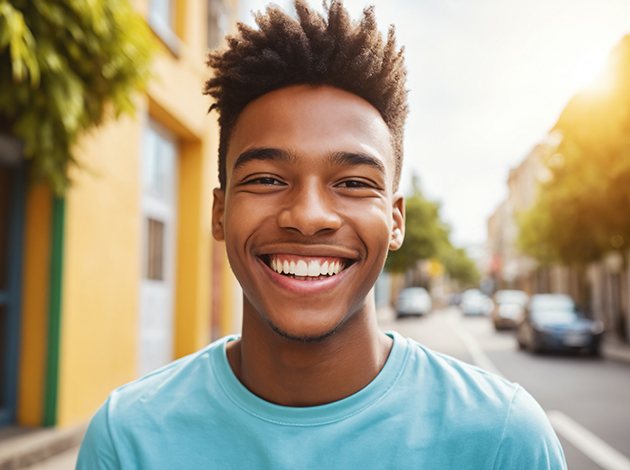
top-left (233, 147), bottom-right (295, 170)
top-left (232, 147), bottom-right (386, 175)
top-left (329, 151), bottom-right (386, 175)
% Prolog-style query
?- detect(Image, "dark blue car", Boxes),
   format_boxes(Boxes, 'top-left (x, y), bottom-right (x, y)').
top-left (516, 294), bottom-right (604, 356)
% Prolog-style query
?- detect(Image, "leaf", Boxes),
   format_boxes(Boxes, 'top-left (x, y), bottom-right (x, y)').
top-left (0, 0), bottom-right (154, 192)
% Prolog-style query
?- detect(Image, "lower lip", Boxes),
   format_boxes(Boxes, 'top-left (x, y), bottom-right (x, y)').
top-left (257, 257), bottom-right (353, 295)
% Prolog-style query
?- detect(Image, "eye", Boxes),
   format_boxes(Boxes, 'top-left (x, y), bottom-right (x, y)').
top-left (336, 179), bottom-right (374, 189)
top-left (242, 176), bottom-right (286, 186)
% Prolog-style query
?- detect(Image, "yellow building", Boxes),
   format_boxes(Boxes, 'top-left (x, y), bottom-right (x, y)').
top-left (0, 0), bottom-right (239, 429)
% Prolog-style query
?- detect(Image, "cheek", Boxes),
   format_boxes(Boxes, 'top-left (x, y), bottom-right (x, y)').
top-left (343, 203), bottom-right (392, 252)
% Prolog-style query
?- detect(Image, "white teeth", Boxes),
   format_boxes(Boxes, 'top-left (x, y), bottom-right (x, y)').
top-left (268, 256), bottom-right (346, 278)
top-left (320, 261), bottom-right (329, 276)
top-left (307, 260), bottom-right (320, 276)
top-left (295, 260), bottom-right (308, 276)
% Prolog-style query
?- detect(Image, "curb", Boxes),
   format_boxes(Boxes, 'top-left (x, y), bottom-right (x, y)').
top-left (602, 343), bottom-right (630, 365)
top-left (0, 424), bottom-right (86, 470)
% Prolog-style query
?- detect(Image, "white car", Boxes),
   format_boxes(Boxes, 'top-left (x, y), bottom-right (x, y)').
top-left (460, 289), bottom-right (493, 316)
top-left (396, 287), bottom-right (432, 318)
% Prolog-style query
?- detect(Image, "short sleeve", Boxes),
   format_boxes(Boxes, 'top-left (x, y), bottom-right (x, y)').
top-left (492, 386), bottom-right (567, 470)
top-left (76, 399), bottom-right (121, 470)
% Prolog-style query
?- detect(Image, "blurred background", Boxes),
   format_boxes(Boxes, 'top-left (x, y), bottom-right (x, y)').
top-left (0, 0), bottom-right (629, 468)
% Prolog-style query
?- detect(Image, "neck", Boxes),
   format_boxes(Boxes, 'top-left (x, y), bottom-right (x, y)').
top-left (226, 302), bottom-right (392, 407)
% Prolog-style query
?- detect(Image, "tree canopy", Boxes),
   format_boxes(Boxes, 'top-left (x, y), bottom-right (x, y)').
top-left (0, 0), bottom-right (154, 193)
top-left (518, 35), bottom-right (630, 264)
top-left (385, 177), bottom-right (479, 285)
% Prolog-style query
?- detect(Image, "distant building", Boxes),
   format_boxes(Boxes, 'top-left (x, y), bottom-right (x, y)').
top-left (1, 0), bottom-right (239, 429)
top-left (486, 135), bottom-right (557, 293)
top-left (488, 111), bottom-right (630, 341)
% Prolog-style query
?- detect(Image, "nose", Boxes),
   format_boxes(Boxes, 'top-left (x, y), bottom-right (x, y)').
top-left (277, 181), bottom-right (342, 236)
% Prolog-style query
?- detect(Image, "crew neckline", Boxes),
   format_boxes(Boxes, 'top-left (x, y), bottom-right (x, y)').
top-left (212, 331), bottom-right (409, 426)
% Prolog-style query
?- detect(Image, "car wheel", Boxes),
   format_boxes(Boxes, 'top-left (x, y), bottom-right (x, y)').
top-left (528, 341), bottom-right (542, 354)
top-left (589, 345), bottom-right (601, 357)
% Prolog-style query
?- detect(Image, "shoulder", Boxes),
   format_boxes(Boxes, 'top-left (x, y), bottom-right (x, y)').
top-left (396, 335), bottom-right (566, 469)
top-left (492, 386), bottom-right (567, 469)
top-left (109, 335), bottom-right (232, 413)
top-left (401, 335), bottom-right (520, 408)
top-left (77, 336), bottom-right (234, 467)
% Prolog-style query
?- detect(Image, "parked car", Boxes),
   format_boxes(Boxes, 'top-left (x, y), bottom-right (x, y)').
top-left (460, 289), bottom-right (493, 316)
top-left (491, 289), bottom-right (529, 330)
top-left (516, 294), bottom-right (604, 355)
top-left (396, 287), bottom-right (432, 318)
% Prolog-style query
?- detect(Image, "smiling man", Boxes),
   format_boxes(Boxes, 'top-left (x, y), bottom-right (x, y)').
top-left (77, 1), bottom-right (566, 469)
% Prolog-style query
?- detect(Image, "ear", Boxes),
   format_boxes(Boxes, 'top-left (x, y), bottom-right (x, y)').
top-left (389, 192), bottom-right (405, 251)
top-left (212, 188), bottom-right (226, 241)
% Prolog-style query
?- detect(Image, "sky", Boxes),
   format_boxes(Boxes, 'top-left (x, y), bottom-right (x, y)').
top-left (238, 0), bottom-right (630, 247)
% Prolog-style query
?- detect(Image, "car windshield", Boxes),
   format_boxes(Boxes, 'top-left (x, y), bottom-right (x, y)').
top-left (531, 309), bottom-right (578, 325)
top-left (530, 295), bottom-right (574, 312)
top-left (399, 288), bottom-right (428, 299)
top-left (495, 290), bottom-right (528, 306)
top-left (529, 295), bottom-right (582, 324)
top-left (463, 289), bottom-right (483, 299)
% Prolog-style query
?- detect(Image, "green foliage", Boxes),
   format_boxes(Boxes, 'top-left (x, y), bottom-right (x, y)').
top-left (0, 0), bottom-right (155, 193)
top-left (385, 177), bottom-right (479, 284)
top-left (440, 246), bottom-right (480, 287)
top-left (517, 36), bottom-right (630, 264)
top-left (385, 185), bottom-right (449, 273)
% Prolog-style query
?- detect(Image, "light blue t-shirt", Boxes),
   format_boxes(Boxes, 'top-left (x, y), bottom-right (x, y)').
top-left (77, 331), bottom-right (566, 469)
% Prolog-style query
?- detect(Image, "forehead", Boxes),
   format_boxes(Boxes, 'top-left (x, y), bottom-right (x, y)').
top-left (227, 85), bottom-right (394, 177)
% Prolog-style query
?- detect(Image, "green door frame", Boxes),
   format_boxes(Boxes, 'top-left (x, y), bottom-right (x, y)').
top-left (0, 163), bottom-right (25, 425)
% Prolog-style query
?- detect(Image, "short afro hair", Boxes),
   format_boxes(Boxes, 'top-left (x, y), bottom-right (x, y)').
top-left (204, 0), bottom-right (408, 190)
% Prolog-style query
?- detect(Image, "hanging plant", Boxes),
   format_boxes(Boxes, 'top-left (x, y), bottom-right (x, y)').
top-left (0, 0), bottom-right (155, 193)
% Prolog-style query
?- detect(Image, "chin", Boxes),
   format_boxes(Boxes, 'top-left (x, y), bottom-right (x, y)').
top-left (264, 311), bottom-right (349, 343)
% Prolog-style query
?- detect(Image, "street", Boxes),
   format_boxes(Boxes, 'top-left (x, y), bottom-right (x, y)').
top-left (379, 306), bottom-right (630, 470)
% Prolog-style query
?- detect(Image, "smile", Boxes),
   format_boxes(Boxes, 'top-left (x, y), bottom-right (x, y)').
top-left (261, 254), bottom-right (351, 280)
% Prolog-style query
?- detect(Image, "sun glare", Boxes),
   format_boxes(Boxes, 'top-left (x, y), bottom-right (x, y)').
top-left (568, 49), bottom-right (614, 96)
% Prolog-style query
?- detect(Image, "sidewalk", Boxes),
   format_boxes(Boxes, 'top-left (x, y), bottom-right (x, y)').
top-left (0, 424), bottom-right (85, 469)
top-left (602, 335), bottom-right (630, 364)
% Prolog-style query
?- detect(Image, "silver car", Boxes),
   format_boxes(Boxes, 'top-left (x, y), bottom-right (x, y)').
top-left (491, 290), bottom-right (529, 330)
top-left (396, 287), bottom-right (432, 318)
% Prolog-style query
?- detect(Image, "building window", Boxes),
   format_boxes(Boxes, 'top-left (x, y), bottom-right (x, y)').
top-left (149, 0), bottom-right (181, 55)
top-left (207, 0), bottom-right (230, 50)
top-left (146, 218), bottom-right (165, 281)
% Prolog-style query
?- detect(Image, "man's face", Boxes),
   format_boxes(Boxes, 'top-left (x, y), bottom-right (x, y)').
top-left (213, 85), bottom-right (404, 341)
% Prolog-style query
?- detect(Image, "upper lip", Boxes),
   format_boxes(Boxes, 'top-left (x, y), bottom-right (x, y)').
top-left (254, 243), bottom-right (361, 261)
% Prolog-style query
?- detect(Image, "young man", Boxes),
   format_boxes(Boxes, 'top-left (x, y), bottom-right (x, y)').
top-left (78, 1), bottom-right (566, 468)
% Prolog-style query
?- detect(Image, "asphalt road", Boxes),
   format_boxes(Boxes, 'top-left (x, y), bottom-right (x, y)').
top-left (379, 305), bottom-right (630, 470)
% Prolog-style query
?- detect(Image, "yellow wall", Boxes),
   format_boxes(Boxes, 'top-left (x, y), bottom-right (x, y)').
top-left (53, 0), bottom-right (225, 426)
top-left (57, 111), bottom-right (145, 425)
top-left (15, 0), bottom-right (237, 427)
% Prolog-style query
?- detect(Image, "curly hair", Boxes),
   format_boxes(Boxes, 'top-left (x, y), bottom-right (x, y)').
top-left (204, 0), bottom-right (408, 190)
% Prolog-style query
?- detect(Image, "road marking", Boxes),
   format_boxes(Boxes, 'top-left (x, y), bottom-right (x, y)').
top-left (448, 314), bottom-right (503, 376)
top-left (548, 411), bottom-right (630, 470)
